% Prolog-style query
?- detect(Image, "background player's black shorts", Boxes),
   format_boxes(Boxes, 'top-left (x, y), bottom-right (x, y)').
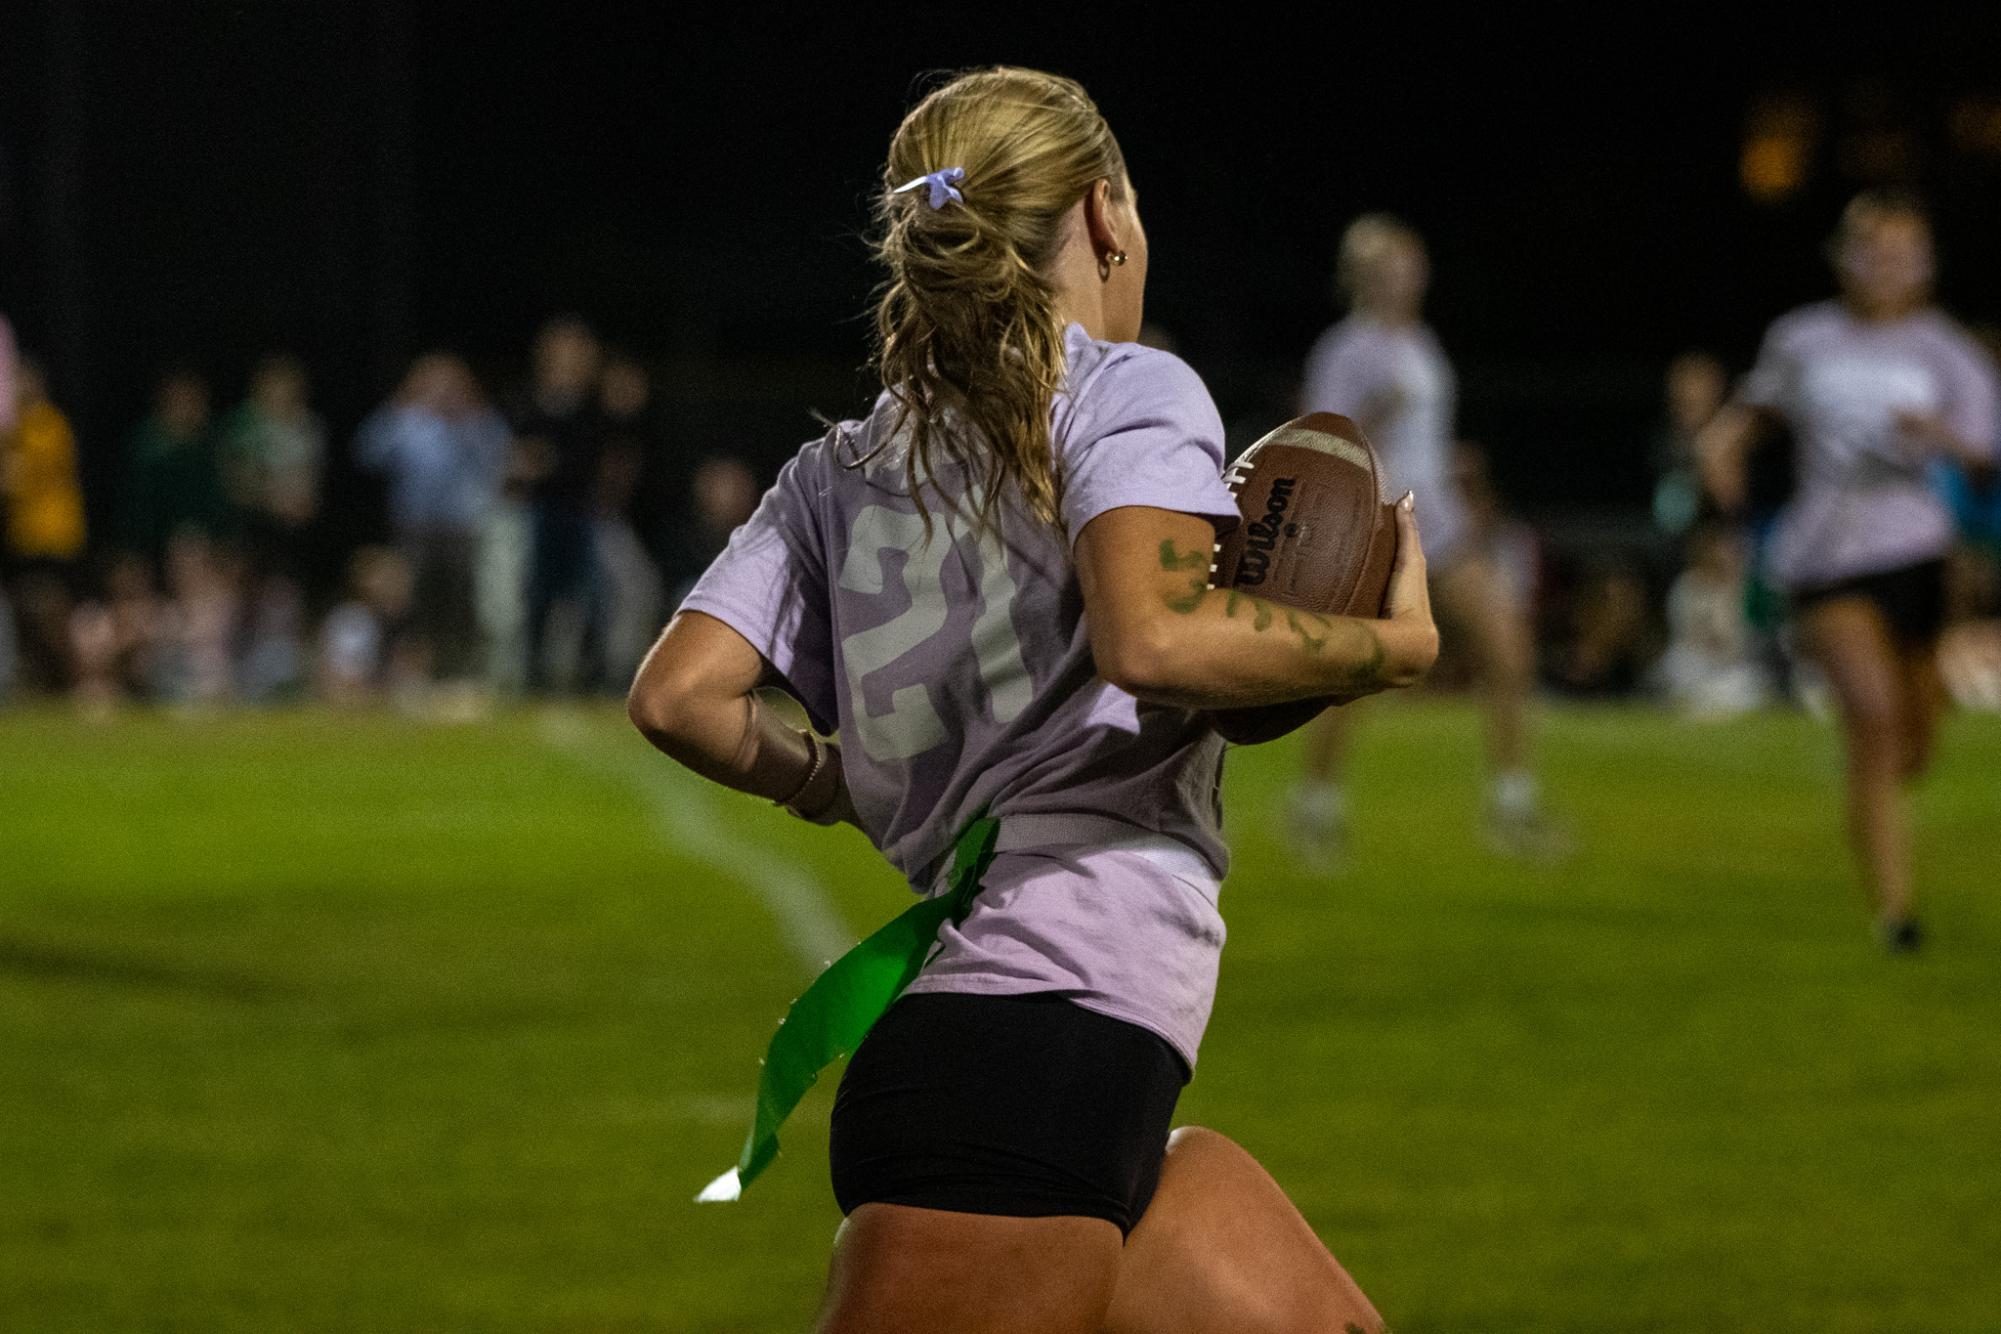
top-left (829, 991), bottom-right (1189, 1237)
top-left (1791, 557), bottom-right (1948, 649)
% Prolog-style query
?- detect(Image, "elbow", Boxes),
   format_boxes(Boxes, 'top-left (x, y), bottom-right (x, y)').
top-left (1093, 614), bottom-right (1183, 701)
top-left (625, 680), bottom-right (677, 745)
top-left (626, 657), bottom-right (696, 746)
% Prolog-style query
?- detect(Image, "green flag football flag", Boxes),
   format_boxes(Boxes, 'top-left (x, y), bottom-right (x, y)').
top-left (696, 811), bottom-right (1001, 1202)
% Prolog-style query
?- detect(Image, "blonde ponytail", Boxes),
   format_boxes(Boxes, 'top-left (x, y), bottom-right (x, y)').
top-left (863, 67), bottom-right (1127, 533)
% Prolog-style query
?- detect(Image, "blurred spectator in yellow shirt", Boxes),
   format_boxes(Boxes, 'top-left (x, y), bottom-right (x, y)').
top-left (3, 357), bottom-right (88, 691)
top-left (3, 358), bottom-right (86, 562)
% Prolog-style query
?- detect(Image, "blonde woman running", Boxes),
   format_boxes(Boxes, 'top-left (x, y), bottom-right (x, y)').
top-left (629, 68), bottom-right (1436, 1333)
top-left (1291, 215), bottom-right (1559, 866)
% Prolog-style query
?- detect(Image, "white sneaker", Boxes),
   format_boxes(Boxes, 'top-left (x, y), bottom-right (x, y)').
top-left (1287, 784), bottom-right (1349, 874)
top-left (1482, 798), bottom-right (1575, 863)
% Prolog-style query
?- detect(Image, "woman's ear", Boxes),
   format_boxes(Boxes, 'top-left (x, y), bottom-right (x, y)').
top-left (1083, 177), bottom-right (1122, 258)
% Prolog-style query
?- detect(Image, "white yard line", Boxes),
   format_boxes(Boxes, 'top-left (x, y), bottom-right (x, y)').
top-left (536, 710), bottom-right (855, 974)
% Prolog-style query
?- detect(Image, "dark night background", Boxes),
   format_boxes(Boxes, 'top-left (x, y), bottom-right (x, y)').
top-left (3, 3), bottom-right (1999, 559)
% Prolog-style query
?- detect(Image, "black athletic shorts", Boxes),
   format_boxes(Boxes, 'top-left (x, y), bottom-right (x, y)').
top-left (1791, 557), bottom-right (1948, 649)
top-left (829, 991), bottom-right (1190, 1237)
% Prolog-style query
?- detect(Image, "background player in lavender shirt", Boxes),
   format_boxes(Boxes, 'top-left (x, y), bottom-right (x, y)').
top-left (1700, 192), bottom-right (2000, 952)
top-left (1291, 215), bottom-right (1560, 865)
top-left (627, 68), bottom-right (1437, 1334)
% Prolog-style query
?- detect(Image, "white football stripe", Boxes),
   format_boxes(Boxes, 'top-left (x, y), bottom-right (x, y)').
top-left (1265, 426), bottom-right (1371, 471)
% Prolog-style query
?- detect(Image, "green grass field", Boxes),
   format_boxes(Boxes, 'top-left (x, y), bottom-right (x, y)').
top-left (3, 701), bottom-right (1998, 1333)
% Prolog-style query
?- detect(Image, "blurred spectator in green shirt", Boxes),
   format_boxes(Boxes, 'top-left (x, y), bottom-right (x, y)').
top-left (119, 370), bottom-right (228, 570)
top-left (221, 354), bottom-right (325, 582)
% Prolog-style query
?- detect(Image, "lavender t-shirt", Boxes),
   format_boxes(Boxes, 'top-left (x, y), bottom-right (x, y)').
top-left (1301, 315), bottom-right (1470, 561)
top-left (1742, 300), bottom-right (2000, 588)
top-left (681, 323), bottom-right (1242, 1065)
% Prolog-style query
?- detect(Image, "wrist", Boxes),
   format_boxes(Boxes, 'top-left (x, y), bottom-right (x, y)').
top-left (1380, 618), bottom-right (1438, 687)
top-left (782, 734), bottom-right (845, 823)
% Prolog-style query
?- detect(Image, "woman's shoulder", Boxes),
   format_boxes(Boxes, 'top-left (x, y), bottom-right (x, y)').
top-left (776, 406), bottom-right (900, 498)
top-left (1060, 323), bottom-right (1218, 425)
top-left (1762, 299), bottom-right (1845, 348)
top-left (1304, 315), bottom-right (1403, 370)
top-left (1909, 307), bottom-right (1996, 367)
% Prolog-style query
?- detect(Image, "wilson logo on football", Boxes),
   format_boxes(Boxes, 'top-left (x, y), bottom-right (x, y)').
top-left (1235, 477), bottom-right (1296, 587)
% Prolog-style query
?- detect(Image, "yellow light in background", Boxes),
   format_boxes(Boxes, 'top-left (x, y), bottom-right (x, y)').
top-left (1741, 93), bottom-right (1820, 204)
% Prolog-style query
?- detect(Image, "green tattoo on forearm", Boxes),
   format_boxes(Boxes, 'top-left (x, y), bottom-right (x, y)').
top-left (1285, 610), bottom-right (1328, 654)
top-left (1340, 620), bottom-right (1387, 687)
top-left (1157, 570), bottom-right (1387, 688)
top-left (1158, 540), bottom-right (1208, 572)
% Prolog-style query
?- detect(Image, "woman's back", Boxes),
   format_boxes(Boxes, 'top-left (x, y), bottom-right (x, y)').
top-left (682, 322), bottom-right (1240, 890)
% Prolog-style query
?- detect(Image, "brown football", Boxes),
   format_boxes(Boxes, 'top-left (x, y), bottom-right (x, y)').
top-left (1207, 412), bottom-right (1399, 746)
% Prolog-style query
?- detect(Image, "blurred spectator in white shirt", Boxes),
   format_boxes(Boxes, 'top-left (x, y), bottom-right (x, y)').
top-left (1652, 523), bottom-right (1773, 717)
top-left (318, 546), bottom-right (413, 707)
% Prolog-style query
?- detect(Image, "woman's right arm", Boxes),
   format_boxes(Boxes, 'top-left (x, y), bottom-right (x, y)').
top-left (1694, 403), bottom-right (1772, 514)
top-left (1700, 315), bottom-right (1795, 513)
top-left (1074, 496), bottom-right (1438, 710)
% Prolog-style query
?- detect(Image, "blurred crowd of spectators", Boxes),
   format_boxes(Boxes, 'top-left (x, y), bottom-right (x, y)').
top-left (0, 313), bottom-right (759, 717)
top-left (3, 309), bottom-right (1999, 718)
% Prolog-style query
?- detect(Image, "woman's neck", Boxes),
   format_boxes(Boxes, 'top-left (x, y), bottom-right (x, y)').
top-left (1841, 294), bottom-right (1924, 325)
top-left (1048, 239), bottom-right (1112, 342)
top-left (1358, 302), bottom-right (1420, 329)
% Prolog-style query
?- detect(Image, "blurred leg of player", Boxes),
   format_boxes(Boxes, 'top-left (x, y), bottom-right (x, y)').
top-left (1289, 702), bottom-right (1355, 870)
top-left (1103, 1127), bottom-right (1386, 1334)
top-left (1800, 597), bottom-right (1922, 944)
top-left (1293, 553), bottom-right (1563, 865)
top-left (1428, 556), bottom-right (1565, 858)
top-left (1897, 637), bottom-right (1946, 781)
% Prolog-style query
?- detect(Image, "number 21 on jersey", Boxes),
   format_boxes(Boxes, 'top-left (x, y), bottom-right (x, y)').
top-left (836, 504), bottom-right (1030, 762)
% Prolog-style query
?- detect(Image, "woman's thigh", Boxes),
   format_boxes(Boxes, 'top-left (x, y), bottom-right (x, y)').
top-left (1431, 555), bottom-right (1532, 685)
top-left (821, 992), bottom-right (1188, 1331)
top-left (815, 1202), bottom-right (1122, 1334)
top-left (1104, 1127), bottom-right (1385, 1334)
top-left (1799, 597), bottom-right (1906, 752)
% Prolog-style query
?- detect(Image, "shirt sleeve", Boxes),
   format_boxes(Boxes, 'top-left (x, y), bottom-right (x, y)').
top-left (678, 438), bottom-right (839, 731)
top-left (1737, 315), bottom-right (1798, 413)
top-left (1298, 327), bottom-right (1389, 419)
top-left (1057, 346), bottom-right (1240, 544)
top-left (1937, 325), bottom-right (2001, 464)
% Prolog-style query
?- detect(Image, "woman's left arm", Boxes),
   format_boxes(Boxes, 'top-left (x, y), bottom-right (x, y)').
top-left (1898, 331), bottom-right (2001, 475)
top-left (628, 609), bottom-right (855, 826)
top-left (1895, 410), bottom-right (1993, 471)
